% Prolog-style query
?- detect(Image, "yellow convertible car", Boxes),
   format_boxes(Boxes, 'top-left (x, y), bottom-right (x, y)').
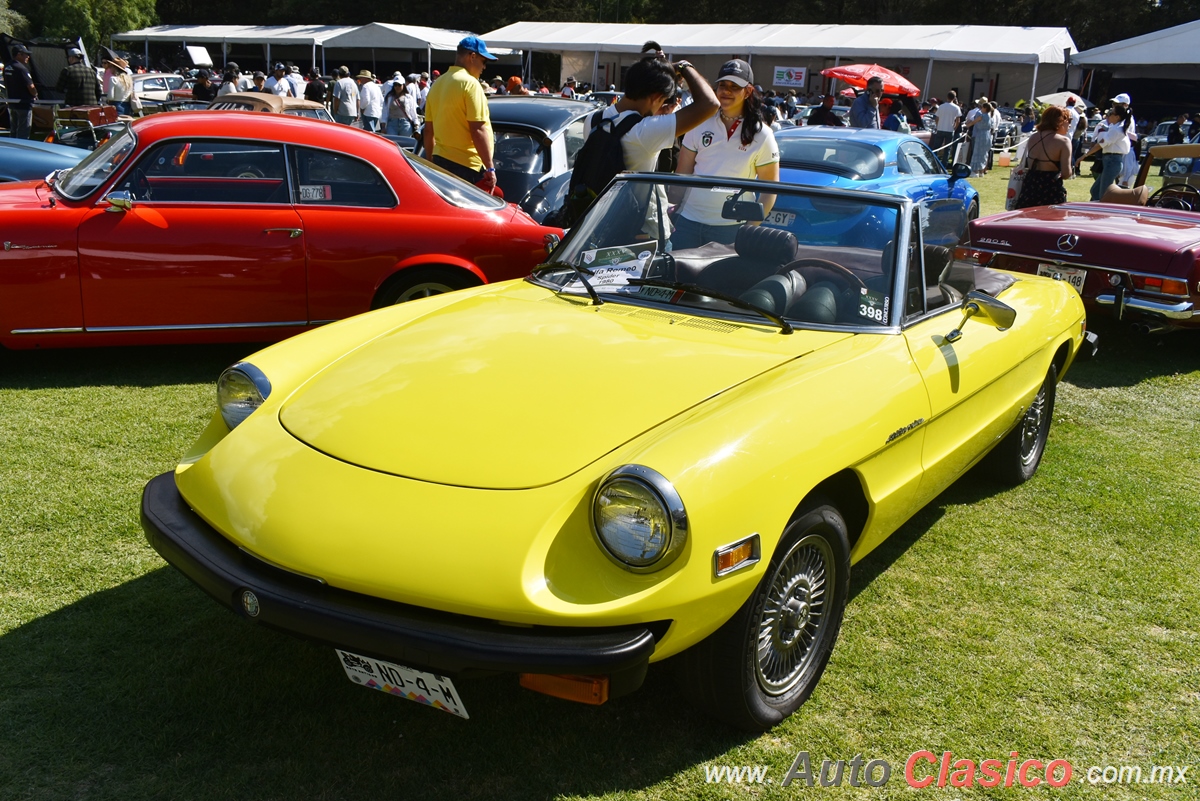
top-left (142, 174), bottom-right (1096, 731)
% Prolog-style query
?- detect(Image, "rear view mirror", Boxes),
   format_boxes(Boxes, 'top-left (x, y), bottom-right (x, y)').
top-left (722, 198), bottom-right (765, 222)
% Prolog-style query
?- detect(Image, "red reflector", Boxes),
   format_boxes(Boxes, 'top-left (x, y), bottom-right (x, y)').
top-left (954, 247), bottom-right (990, 265)
top-left (519, 673), bottom-right (610, 705)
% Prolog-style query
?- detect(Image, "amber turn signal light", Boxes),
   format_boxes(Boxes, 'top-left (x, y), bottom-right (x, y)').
top-left (519, 673), bottom-right (610, 705)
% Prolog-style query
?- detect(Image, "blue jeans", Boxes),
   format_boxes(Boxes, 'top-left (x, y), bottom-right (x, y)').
top-left (362, 116), bottom-right (380, 132)
top-left (670, 215), bottom-right (740, 251)
top-left (1090, 153), bottom-right (1124, 201)
top-left (9, 108), bottom-right (32, 139)
top-left (386, 117), bottom-right (414, 137)
top-left (335, 114), bottom-right (355, 125)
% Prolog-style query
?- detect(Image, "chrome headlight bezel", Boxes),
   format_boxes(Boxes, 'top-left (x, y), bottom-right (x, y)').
top-left (217, 362), bottom-right (272, 430)
top-left (591, 464), bottom-right (688, 573)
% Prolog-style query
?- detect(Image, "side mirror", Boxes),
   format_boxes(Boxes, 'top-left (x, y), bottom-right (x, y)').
top-left (721, 198), bottom-right (765, 222)
top-left (104, 190), bottom-right (134, 213)
top-left (949, 162), bottom-right (971, 183)
top-left (945, 291), bottom-right (1016, 342)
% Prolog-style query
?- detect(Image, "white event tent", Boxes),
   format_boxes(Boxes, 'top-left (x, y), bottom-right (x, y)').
top-left (484, 22), bottom-right (1076, 102)
top-left (111, 23), bottom-right (518, 76)
top-left (1072, 19), bottom-right (1200, 67)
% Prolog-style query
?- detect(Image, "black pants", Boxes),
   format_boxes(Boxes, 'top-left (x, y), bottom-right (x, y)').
top-left (432, 155), bottom-right (484, 184)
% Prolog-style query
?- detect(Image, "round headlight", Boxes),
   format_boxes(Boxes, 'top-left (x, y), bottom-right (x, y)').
top-left (217, 362), bottom-right (271, 430)
top-left (592, 465), bottom-right (687, 572)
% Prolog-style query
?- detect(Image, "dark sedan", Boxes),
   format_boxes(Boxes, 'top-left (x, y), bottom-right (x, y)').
top-left (486, 95), bottom-right (601, 222)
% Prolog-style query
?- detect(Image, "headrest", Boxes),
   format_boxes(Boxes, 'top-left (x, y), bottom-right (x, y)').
top-left (735, 224), bottom-right (799, 264)
top-left (1102, 185), bottom-right (1149, 206)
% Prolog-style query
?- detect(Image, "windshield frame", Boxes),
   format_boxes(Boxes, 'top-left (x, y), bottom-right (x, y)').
top-left (530, 173), bottom-right (912, 334)
top-left (54, 125), bottom-right (138, 201)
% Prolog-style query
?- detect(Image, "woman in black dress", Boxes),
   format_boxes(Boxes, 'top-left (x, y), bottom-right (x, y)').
top-left (1016, 106), bottom-right (1074, 209)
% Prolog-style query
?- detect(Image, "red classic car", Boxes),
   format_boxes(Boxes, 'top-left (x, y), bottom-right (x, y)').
top-left (0, 112), bottom-right (559, 350)
top-left (962, 171), bottom-right (1200, 334)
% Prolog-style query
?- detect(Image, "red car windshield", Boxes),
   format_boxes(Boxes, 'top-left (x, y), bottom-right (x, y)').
top-left (56, 127), bottom-right (137, 200)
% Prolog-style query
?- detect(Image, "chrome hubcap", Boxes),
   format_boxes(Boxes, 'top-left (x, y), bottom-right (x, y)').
top-left (755, 534), bottom-right (833, 696)
top-left (1019, 385), bottom-right (1047, 465)
top-left (396, 282), bottom-right (454, 303)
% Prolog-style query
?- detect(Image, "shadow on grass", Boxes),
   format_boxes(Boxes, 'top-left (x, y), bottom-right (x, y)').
top-left (847, 471), bottom-right (1002, 605)
top-left (0, 568), bottom-right (754, 800)
top-left (0, 343), bottom-right (261, 391)
top-left (1065, 320), bottom-right (1200, 389)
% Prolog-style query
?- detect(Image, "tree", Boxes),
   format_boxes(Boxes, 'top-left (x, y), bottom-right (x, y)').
top-left (30, 0), bottom-right (156, 53)
top-left (1, 0), bottom-right (28, 37)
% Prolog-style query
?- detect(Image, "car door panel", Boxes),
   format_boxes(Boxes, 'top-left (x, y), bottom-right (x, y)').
top-left (76, 138), bottom-right (306, 330)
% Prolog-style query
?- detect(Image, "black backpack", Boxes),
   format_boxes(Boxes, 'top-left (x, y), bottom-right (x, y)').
top-left (548, 110), bottom-right (642, 228)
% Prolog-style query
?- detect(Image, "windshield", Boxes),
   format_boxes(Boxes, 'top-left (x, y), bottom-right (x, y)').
top-left (406, 152), bottom-right (507, 210)
top-left (533, 176), bottom-right (903, 330)
top-left (777, 138), bottom-right (885, 180)
top-left (56, 126), bottom-right (137, 199)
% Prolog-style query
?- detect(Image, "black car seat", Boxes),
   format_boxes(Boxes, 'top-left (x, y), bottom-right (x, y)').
top-left (739, 270), bottom-right (807, 315)
top-left (788, 281), bottom-right (841, 324)
top-left (684, 224), bottom-right (800, 296)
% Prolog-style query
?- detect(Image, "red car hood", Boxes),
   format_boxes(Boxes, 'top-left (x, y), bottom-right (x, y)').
top-left (970, 203), bottom-right (1200, 277)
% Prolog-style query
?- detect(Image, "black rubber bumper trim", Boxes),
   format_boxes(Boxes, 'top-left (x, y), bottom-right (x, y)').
top-left (141, 472), bottom-right (664, 678)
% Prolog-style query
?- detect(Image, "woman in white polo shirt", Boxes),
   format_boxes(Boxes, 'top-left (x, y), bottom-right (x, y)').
top-left (672, 59), bottom-right (780, 250)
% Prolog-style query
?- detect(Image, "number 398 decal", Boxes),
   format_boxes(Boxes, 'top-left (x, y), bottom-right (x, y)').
top-left (859, 303), bottom-right (887, 323)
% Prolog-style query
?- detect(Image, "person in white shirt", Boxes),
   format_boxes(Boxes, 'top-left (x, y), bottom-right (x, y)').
top-left (931, 90), bottom-right (962, 164)
top-left (266, 63), bottom-right (294, 97)
top-left (332, 66), bottom-right (358, 124)
top-left (287, 65), bottom-right (306, 98)
top-left (1076, 105), bottom-right (1130, 200)
top-left (561, 77), bottom-right (576, 98)
top-left (357, 70), bottom-right (383, 131)
top-left (673, 59), bottom-right (780, 250)
top-left (383, 80), bottom-right (418, 137)
top-left (584, 56), bottom-right (717, 240)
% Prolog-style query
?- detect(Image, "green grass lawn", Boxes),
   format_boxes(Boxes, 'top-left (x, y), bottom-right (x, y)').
top-left (1, 191), bottom-right (1198, 799)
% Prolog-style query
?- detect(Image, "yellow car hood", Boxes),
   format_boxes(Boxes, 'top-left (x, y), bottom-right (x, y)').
top-left (278, 288), bottom-right (806, 489)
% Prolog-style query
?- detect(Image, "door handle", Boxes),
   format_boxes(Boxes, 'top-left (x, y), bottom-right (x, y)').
top-left (263, 228), bottom-right (303, 238)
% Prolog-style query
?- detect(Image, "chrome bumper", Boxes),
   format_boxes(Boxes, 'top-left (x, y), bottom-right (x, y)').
top-left (1095, 292), bottom-right (1195, 321)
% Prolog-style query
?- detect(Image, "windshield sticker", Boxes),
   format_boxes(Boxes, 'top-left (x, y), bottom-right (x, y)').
top-left (572, 243), bottom-right (657, 292)
top-left (298, 185), bottom-right (332, 202)
top-left (857, 286), bottom-right (890, 324)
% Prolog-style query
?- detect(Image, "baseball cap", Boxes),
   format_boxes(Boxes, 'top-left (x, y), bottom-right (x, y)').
top-left (273, 62), bottom-right (286, 71)
top-left (227, 61), bottom-right (239, 71)
top-left (1065, 96), bottom-right (1076, 105)
top-left (716, 60), bottom-right (753, 87)
top-left (1112, 92), bottom-right (1131, 104)
top-left (458, 34), bottom-right (497, 61)
top-left (392, 71), bottom-right (403, 81)
top-left (252, 71), bottom-right (265, 79)
top-left (11, 43), bottom-right (30, 56)
top-left (880, 98), bottom-right (894, 106)
top-left (67, 47), bottom-right (83, 58)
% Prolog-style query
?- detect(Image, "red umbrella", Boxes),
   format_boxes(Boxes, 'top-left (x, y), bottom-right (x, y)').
top-left (838, 87), bottom-right (857, 97)
top-left (820, 64), bottom-right (921, 98)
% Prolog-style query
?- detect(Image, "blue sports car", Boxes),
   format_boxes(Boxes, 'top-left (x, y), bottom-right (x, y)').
top-left (775, 127), bottom-right (978, 248)
top-left (0, 137), bottom-right (85, 183)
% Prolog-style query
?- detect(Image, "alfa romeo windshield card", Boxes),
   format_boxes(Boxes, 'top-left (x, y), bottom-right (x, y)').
top-left (336, 649), bottom-right (468, 719)
top-left (568, 242), bottom-right (657, 292)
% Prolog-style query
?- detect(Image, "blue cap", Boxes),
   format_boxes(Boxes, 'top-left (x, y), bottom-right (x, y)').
top-left (458, 34), bottom-right (497, 61)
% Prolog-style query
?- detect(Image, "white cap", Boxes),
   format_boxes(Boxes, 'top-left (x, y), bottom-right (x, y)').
top-left (1112, 93), bottom-right (1131, 105)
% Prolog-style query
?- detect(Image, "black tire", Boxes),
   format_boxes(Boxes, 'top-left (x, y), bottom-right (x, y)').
top-left (678, 501), bottom-right (851, 731)
top-left (967, 198), bottom-right (980, 221)
top-left (984, 363), bottom-right (1057, 485)
top-left (372, 267), bottom-right (476, 308)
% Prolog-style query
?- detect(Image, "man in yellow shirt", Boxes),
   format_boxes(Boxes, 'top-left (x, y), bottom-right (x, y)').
top-left (423, 35), bottom-right (498, 192)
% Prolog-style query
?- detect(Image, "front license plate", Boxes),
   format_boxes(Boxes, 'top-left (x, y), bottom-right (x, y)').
top-left (1037, 263), bottom-right (1086, 294)
top-left (764, 210), bottom-right (796, 226)
top-left (336, 649), bottom-right (469, 719)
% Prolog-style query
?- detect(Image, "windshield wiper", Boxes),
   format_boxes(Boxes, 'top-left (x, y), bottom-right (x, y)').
top-left (531, 261), bottom-right (604, 306)
top-left (626, 278), bottom-right (793, 334)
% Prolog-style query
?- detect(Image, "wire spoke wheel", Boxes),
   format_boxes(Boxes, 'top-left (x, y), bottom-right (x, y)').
top-left (754, 534), bottom-right (834, 696)
top-left (1018, 381), bottom-right (1049, 467)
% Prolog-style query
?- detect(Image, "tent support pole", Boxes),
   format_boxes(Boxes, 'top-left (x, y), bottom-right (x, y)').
top-left (322, 47), bottom-right (326, 77)
top-left (924, 58), bottom-right (934, 101)
top-left (267, 44), bottom-right (271, 68)
top-left (144, 37), bottom-right (149, 66)
top-left (592, 49), bottom-right (599, 88)
top-left (830, 55), bottom-right (839, 95)
top-left (1029, 60), bottom-right (1039, 105)
top-left (312, 43), bottom-right (316, 72)
top-left (427, 46), bottom-right (432, 77)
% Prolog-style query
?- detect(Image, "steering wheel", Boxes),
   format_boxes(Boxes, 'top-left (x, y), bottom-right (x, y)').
top-left (1146, 184), bottom-right (1200, 211)
top-left (134, 168), bottom-right (152, 201)
top-left (780, 258), bottom-right (867, 293)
